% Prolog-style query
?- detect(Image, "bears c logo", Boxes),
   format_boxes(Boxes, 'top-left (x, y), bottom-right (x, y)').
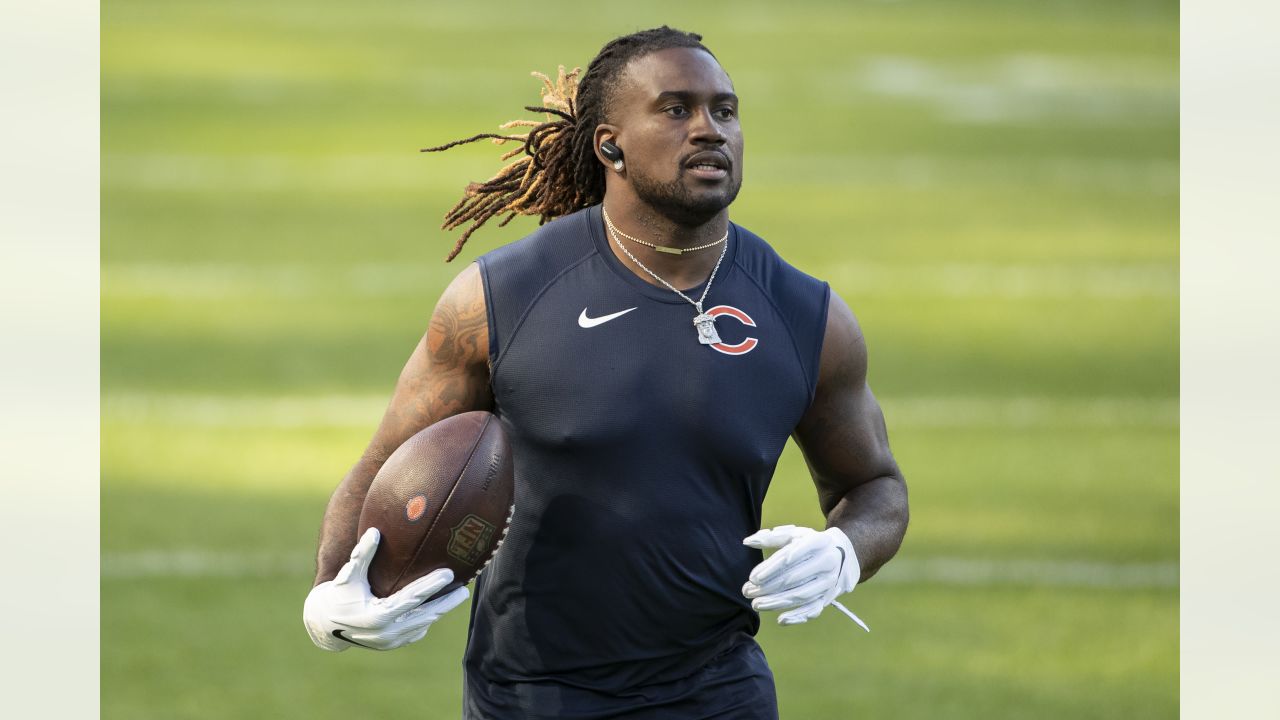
top-left (705, 305), bottom-right (759, 356)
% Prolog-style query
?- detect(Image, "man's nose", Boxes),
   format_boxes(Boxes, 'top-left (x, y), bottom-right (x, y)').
top-left (688, 107), bottom-right (727, 145)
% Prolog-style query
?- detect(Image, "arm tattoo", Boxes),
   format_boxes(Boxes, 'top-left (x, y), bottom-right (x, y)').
top-left (312, 265), bottom-right (492, 584)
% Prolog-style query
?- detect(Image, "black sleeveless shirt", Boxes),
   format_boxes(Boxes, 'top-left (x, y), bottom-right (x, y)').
top-left (464, 203), bottom-right (829, 708)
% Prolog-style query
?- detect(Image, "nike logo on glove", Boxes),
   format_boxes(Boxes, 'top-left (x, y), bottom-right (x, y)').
top-left (331, 629), bottom-right (376, 649)
top-left (578, 307), bottom-right (637, 328)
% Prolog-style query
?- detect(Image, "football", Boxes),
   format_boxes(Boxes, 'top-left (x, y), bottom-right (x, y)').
top-left (357, 411), bottom-right (515, 599)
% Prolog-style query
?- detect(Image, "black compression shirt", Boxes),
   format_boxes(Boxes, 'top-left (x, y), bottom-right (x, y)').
top-left (463, 203), bottom-right (829, 716)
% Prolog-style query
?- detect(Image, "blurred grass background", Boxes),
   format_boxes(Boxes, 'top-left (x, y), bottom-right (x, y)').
top-left (102, 1), bottom-right (1178, 717)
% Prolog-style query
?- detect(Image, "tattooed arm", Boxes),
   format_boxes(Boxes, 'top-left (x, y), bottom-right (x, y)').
top-left (312, 263), bottom-right (493, 585)
top-left (792, 290), bottom-right (908, 582)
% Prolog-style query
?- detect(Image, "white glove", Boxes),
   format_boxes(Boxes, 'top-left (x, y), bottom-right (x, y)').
top-left (742, 525), bottom-right (865, 628)
top-left (304, 527), bottom-right (470, 652)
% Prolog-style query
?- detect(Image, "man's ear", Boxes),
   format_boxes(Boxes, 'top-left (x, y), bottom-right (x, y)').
top-left (593, 125), bottom-right (620, 167)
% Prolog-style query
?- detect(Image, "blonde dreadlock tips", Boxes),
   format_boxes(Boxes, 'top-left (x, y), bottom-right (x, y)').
top-left (421, 65), bottom-right (586, 261)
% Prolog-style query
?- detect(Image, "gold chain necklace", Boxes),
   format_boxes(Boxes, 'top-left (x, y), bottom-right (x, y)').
top-left (603, 211), bottom-right (728, 255)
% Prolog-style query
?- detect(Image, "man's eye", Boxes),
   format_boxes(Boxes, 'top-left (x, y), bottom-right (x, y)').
top-left (716, 107), bottom-right (737, 119)
top-left (665, 106), bottom-right (689, 117)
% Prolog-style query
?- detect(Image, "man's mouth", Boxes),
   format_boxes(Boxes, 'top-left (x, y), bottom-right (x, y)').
top-left (684, 152), bottom-right (730, 181)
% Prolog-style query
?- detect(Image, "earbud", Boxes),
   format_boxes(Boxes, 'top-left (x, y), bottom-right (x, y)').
top-left (599, 140), bottom-right (623, 162)
top-left (600, 140), bottom-right (625, 172)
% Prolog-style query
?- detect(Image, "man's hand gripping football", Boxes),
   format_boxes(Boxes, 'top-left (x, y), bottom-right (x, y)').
top-left (742, 525), bottom-right (870, 630)
top-left (303, 527), bottom-right (470, 651)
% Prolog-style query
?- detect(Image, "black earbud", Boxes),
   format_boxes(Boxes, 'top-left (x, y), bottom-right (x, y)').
top-left (599, 140), bottom-right (624, 162)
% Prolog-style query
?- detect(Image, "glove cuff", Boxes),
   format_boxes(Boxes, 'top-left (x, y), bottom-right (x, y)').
top-left (823, 527), bottom-right (860, 595)
top-left (303, 581), bottom-right (349, 652)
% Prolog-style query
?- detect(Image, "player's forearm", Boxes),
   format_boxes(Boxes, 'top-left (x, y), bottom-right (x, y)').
top-left (824, 473), bottom-right (908, 583)
top-left (313, 456), bottom-right (384, 586)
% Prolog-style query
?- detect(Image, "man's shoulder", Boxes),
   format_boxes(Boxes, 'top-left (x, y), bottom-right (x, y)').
top-left (730, 220), bottom-right (831, 401)
top-left (477, 205), bottom-right (597, 277)
top-left (474, 206), bottom-right (599, 339)
top-left (730, 221), bottom-right (828, 297)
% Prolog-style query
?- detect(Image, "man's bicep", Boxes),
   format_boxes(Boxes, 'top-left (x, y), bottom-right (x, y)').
top-left (793, 292), bottom-right (899, 515)
top-left (364, 263), bottom-right (493, 463)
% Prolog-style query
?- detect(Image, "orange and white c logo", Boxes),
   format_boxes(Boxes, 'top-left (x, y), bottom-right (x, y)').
top-left (706, 305), bottom-right (759, 356)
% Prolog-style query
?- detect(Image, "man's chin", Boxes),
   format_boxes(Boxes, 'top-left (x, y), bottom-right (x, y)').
top-left (681, 185), bottom-right (741, 222)
top-left (652, 197), bottom-right (731, 227)
top-left (631, 174), bottom-right (742, 226)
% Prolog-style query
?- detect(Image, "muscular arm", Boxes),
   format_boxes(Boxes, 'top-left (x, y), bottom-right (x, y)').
top-left (792, 290), bottom-right (908, 583)
top-left (312, 263), bottom-right (493, 586)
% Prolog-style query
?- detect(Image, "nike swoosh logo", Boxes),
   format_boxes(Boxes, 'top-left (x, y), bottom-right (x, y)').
top-left (578, 307), bottom-right (637, 328)
top-left (331, 629), bottom-right (376, 650)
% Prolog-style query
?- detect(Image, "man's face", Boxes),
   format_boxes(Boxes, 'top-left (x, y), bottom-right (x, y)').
top-left (608, 47), bottom-right (743, 226)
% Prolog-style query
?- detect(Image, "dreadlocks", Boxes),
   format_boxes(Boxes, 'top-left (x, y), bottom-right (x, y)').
top-left (420, 26), bottom-right (713, 261)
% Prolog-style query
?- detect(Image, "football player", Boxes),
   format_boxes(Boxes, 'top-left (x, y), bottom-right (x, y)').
top-left (305, 25), bottom-right (908, 719)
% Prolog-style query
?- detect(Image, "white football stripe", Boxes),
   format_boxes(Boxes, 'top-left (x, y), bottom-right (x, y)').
top-left (824, 262), bottom-right (1177, 300)
top-left (101, 393), bottom-right (1178, 429)
top-left (877, 557), bottom-right (1179, 589)
top-left (99, 550), bottom-right (1177, 589)
top-left (885, 396), bottom-right (1179, 429)
top-left (854, 54), bottom-right (1177, 128)
top-left (102, 261), bottom-right (1177, 300)
top-left (104, 394), bottom-right (390, 429)
top-left (102, 151), bottom-right (1177, 195)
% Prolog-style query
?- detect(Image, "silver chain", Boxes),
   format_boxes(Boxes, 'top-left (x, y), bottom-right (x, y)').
top-left (603, 206), bottom-right (730, 314)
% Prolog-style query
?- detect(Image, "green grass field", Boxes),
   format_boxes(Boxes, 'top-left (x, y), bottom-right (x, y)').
top-left (102, 1), bottom-right (1178, 717)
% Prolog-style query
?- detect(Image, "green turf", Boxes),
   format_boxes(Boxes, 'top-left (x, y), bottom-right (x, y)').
top-left (103, 0), bottom-right (1178, 717)
top-left (102, 576), bottom-right (1177, 720)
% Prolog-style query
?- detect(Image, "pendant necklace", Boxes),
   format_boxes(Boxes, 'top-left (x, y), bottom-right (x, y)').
top-left (603, 206), bottom-right (730, 345)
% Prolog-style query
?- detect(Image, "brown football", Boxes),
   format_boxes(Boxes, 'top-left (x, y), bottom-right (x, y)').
top-left (357, 411), bottom-right (515, 599)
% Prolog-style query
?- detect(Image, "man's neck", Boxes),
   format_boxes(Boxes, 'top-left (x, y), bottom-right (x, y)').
top-left (600, 195), bottom-right (730, 291)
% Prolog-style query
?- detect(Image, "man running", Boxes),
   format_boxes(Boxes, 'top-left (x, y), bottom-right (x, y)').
top-left (304, 25), bottom-right (908, 719)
